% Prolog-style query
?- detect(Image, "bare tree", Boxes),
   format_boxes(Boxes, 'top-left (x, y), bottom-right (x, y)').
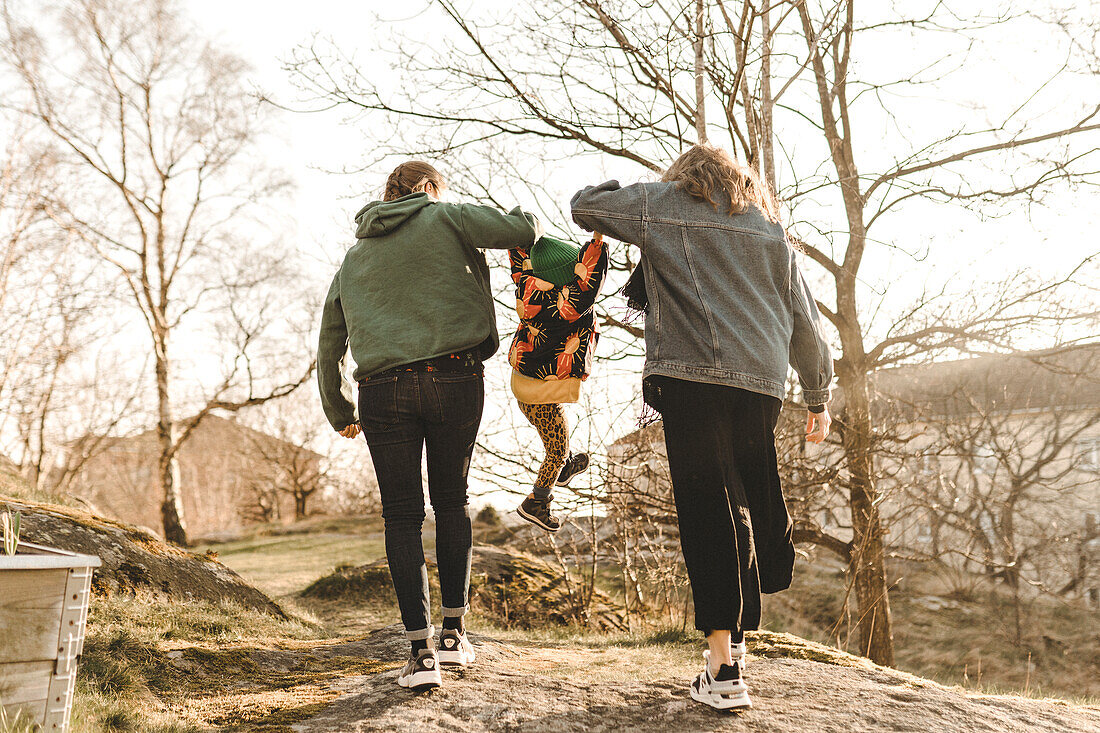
top-left (287, 0), bottom-right (1100, 663)
top-left (242, 395), bottom-right (329, 521)
top-left (883, 347), bottom-right (1100, 644)
top-left (2, 0), bottom-right (313, 544)
top-left (0, 117), bottom-right (134, 495)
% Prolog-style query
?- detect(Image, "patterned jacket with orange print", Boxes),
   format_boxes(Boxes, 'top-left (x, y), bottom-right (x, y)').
top-left (507, 236), bottom-right (609, 382)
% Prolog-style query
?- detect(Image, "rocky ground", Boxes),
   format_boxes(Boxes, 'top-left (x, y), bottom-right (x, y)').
top-left (286, 626), bottom-right (1100, 733)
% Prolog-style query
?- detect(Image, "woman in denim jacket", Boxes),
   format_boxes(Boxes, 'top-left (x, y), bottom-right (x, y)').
top-left (571, 145), bottom-right (834, 710)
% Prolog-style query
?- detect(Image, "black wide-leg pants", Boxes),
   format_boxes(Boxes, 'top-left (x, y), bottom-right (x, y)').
top-left (649, 376), bottom-right (795, 634)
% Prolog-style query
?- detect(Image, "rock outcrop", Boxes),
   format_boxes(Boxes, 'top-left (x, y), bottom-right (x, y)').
top-left (0, 496), bottom-right (282, 615)
top-left (292, 626), bottom-right (1100, 733)
top-left (302, 544), bottom-right (626, 630)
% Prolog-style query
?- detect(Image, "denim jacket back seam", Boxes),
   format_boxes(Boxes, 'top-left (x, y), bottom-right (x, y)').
top-left (678, 227), bottom-right (720, 367)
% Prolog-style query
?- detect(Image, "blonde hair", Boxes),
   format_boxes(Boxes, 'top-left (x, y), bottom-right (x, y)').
top-left (662, 145), bottom-right (779, 222)
top-left (383, 161), bottom-right (446, 201)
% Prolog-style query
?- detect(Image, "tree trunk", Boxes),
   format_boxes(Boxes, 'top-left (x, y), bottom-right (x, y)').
top-left (837, 363), bottom-right (895, 666)
top-left (155, 345), bottom-right (188, 546)
top-left (693, 0), bottom-right (707, 143)
top-left (759, 2), bottom-right (776, 186)
top-left (294, 491), bottom-right (308, 520)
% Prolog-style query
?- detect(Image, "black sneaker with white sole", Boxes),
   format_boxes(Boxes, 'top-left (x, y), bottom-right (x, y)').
top-left (689, 651), bottom-right (751, 710)
top-left (516, 494), bottom-right (561, 532)
top-left (437, 628), bottom-right (476, 666)
top-left (396, 649), bottom-right (442, 691)
top-left (556, 452), bottom-right (590, 486)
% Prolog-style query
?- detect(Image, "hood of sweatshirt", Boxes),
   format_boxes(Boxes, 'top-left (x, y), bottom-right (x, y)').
top-left (354, 192), bottom-right (434, 239)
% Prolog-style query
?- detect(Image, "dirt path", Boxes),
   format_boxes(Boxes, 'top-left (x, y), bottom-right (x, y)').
top-left (289, 626), bottom-right (1100, 733)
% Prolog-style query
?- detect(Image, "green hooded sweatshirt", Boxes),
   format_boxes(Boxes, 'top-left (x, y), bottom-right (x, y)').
top-left (317, 192), bottom-right (541, 430)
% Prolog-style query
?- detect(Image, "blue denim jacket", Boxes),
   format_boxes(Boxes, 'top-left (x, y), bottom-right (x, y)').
top-left (571, 180), bottom-right (833, 406)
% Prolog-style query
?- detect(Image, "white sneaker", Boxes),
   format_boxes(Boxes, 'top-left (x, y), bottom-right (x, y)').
top-left (689, 650), bottom-right (751, 710)
top-left (437, 628), bottom-right (476, 666)
top-left (733, 639), bottom-right (748, 669)
top-left (397, 649), bottom-right (442, 690)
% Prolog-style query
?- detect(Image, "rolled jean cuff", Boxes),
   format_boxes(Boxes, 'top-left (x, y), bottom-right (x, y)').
top-left (441, 605), bottom-right (468, 618)
top-left (405, 624), bottom-right (435, 641)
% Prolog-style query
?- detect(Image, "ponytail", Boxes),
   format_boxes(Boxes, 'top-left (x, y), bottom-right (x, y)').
top-left (383, 161), bottom-right (447, 201)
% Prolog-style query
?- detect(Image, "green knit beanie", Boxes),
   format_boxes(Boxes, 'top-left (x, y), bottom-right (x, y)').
top-left (529, 235), bottom-right (580, 287)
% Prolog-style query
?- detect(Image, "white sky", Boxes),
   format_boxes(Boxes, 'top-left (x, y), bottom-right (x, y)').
top-left (183, 0), bottom-right (1100, 506)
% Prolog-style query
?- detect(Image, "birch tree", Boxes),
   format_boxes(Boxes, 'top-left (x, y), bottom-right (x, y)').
top-left (2, 0), bottom-right (313, 545)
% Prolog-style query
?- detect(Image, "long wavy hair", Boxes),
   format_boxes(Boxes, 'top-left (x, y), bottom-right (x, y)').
top-left (662, 144), bottom-right (779, 221)
top-left (383, 161), bottom-right (447, 201)
top-left (622, 145), bottom-right (779, 313)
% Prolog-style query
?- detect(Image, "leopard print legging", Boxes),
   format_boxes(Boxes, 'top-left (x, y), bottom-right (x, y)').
top-left (517, 401), bottom-right (569, 500)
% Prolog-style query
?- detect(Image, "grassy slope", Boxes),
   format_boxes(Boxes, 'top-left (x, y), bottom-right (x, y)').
top-left (206, 518), bottom-right (1100, 702)
top-left (197, 524), bottom-right (389, 599)
top-left (10, 501), bottom-right (1092, 730)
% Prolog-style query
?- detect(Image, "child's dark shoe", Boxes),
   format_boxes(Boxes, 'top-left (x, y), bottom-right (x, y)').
top-left (556, 452), bottom-right (590, 486)
top-left (517, 494), bottom-right (561, 532)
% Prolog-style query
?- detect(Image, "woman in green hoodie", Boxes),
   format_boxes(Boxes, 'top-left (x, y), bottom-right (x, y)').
top-left (317, 161), bottom-right (542, 690)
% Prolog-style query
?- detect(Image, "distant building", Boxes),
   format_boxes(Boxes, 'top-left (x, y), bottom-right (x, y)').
top-left (608, 344), bottom-right (1100, 604)
top-left (63, 414), bottom-right (326, 539)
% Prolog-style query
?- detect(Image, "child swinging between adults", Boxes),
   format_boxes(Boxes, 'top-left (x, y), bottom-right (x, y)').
top-left (318, 146), bottom-right (833, 710)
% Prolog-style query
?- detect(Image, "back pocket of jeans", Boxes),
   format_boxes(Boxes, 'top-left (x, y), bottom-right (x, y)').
top-left (430, 372), bottom-right (483, 424)
top-left (358, 375), bottom-right (400, 429)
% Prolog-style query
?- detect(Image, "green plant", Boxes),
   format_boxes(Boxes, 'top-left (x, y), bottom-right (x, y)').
top-left (1, 509), bottom-right (21, 556)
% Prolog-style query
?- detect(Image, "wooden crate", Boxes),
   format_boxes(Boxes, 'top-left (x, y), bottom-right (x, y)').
top-left (0, 543), bottom-right (100, 732)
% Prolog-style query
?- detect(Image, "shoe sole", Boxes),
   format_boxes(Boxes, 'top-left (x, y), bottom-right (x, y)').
top-left (397, 668), bottom-right (442, 690)
top-left (556, 454), bottom-right (590, 486)
top-left (690, 685), bottom-right (752, 711)
top-left (516, 505), bottom-right (560, 533)
top-left (437, 649), bottom-right (475, 666)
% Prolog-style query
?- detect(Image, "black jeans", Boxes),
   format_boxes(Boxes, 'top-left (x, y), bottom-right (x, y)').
top-left (358, 369), bottom-right (484, 640)
top-left (648, 376), bottom-right (794, 634)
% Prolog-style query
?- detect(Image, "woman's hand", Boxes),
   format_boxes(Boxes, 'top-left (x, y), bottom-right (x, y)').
top-left (806, 408), bottom-right (831, 444)
top-left (339, 423), bottom-right (361, 439)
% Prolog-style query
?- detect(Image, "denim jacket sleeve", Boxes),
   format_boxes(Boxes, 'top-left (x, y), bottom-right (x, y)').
top-left (570, 180), bottom-right (646, 246)
top-left (317, 270), bottom-right (357, 431)
top-left (788, 251), bottom-right (834, 407)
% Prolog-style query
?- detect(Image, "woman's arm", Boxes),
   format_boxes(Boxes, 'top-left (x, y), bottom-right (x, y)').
top-left (317, 271), bottom-right (357, 432)
top-left (459, 203), bottom-right (544, 250)
top-left (570, 180), bottom-right (646, 246)
top-left (788, 251), bottom-right (834, 409)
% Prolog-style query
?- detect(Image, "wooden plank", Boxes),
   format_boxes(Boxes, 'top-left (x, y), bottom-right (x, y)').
top-left (1, 698), bottom-right (46, 728)
top-left (0, 569), bottom-right (67, 664)
top-left (0, 659), bottom-right (52, 728)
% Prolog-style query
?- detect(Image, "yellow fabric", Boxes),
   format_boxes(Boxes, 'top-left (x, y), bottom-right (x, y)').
top-left (511, 370), bottom-right (582, 405)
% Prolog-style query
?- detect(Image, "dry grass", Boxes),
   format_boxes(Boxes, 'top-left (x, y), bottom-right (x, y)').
top-left (762, 555), bottom-right (1100, 702)
top-left (69, 594), bottom-right (360, 732)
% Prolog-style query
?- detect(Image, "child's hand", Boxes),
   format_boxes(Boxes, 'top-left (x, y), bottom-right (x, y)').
top-left (338, 423), bottom-right (361, 439)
